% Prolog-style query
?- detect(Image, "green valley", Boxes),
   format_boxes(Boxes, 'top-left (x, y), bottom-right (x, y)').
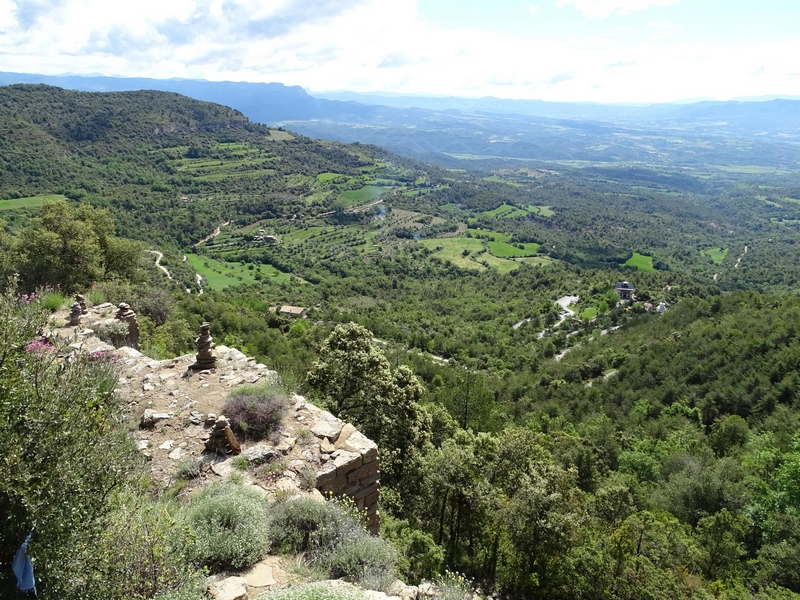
top-left (4, 85), bottom-right (800, 600)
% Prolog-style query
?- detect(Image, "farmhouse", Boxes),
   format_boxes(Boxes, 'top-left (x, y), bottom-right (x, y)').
top-left (279, 305), bottom-right (307, 319)
top-left (253, 229), bottom-right (278, 244)
top-left (615, 281), bottom-right (635, 301)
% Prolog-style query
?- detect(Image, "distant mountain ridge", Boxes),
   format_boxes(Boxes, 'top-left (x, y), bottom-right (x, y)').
top-left (3, 72), bottom-right (800, 167)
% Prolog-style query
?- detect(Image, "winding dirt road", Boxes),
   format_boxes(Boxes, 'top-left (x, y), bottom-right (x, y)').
top-left (147, 250), bottom-right (173, 280)
top-left (194, 221), bottom-right (230, 247)
top-left (735, 245), bottom-right (749, 269)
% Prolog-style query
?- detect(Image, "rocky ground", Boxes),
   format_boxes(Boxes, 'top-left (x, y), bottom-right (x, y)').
top-left (47, 302), bottom-right (420, 600)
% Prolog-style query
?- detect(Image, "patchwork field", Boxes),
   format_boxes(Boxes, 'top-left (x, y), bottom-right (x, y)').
top-left (338, 185), bottom-right (390, 207)
top-left (621, 252), bottom-right (656, 272)
top-left (468, 228), bottom-right (510, 242)
top-left (483, 204), bottom-right (529, 219)
top-left (0, 194), bottom-right (66, 211)
top-left (528, 205), bottom-right (554, 217)
top-left (701, 247), bottom-right (729, 264)
top-left (186, 254), bottom-right (291, 290)
top-left (419, 237), bottom-right (489, 271)
top-left (488, 241), bottom-right (541, 257)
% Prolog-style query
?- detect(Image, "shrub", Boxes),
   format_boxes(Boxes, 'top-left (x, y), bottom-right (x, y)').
top-left (97, 319), bottom-right (130, 345)
top-left (177, 457), bottom-right (203, 480)
top-left (381, 515), bottom-right (443, 584)
top-left (54, 494), bottom-right (201, 600)
top-left (0, 285), bottom-right (139, 599)
top-left (223, 384), bottom-right (288, 441)
top-left (186, 482), bottom-right (270, 571)
top-left (270, 497), bottom-right (397, 588)
top-left (328, 534), bottom-right (398, 587)
top-left (40, 289), bottom-right (67, 311)
top-left (257, 582), bottom-right (367, 600)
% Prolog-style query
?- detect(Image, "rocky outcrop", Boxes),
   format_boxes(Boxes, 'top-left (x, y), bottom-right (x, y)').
top-left (50, 301), bottom-right (383, 535)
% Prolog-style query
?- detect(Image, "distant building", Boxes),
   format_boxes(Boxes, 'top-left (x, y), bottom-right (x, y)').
top-left (615, 281), bottom-right (635, 301)
top-left (254, 229), bottom-right (279, 244)
top-left (279, 305), bottom-right (307, 319)
top-left (656, 301), bottom-right (667, 313)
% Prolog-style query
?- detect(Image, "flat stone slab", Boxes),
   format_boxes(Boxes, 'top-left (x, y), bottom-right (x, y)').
top-left (312, 419), bottom-right (343, 440)
top-left (243, 562), bottom-right (276, 587)
top-left (208, 576), bottom-right (248, 600)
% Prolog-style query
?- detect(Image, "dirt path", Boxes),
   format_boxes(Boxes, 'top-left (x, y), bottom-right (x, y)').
top-left (147, 250), bottom-right (173, 280)
top-left (735, 245), bottom-right (749, 269)
top-left (194, 221), bottom-right (230, 247)
top-left (348, 198), bottom-right (384, 214)
top-left (371, 337), bottom-right (449, 364)
top-left (517, 294), bottom-right (578, 337)
top-left (195, 273), bottom-right (204, 295)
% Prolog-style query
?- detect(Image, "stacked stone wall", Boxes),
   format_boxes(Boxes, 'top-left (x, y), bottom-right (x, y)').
top-left (291, 398), bottom-right (381, 533)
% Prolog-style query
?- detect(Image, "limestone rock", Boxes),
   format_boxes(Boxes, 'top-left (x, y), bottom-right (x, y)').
top-left (320, 437), bottom-right (335, 454)
top-left (335, 423), bottom-right (357, 448)
top-left (244, 443), bottom-right (279, 465)
top-left (192, 322), bottom-right (217, 370)
top-left (208, 576), bottom-right (248, 600)
top-left (243, 562), bottom-right (277, 587)
top-left (115, 346), bottom-right (144, 360)
top-left (311, 419), bottom-right (343, 440)
top-left (140, 409), bottom-right (170, 428)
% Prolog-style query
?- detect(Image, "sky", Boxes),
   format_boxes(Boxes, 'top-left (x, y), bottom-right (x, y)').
top-left (0, 0), bottom-right (799, 103)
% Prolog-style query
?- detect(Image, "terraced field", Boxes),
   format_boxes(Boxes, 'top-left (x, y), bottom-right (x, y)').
top-left (0, 194), bottom-right (66, 211)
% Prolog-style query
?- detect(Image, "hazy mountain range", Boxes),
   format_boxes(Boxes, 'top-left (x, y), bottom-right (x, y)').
top-left (3, 71), bottom-right (799, 168)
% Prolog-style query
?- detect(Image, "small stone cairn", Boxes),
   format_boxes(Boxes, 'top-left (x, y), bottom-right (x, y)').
top-left (75, 293), bottom-right (88, 315)
top-left (192, 322), bottom-right (217, 370)
top-left (68, 302), bottom-right (82, 326)
top-left (115, 303), bottom-right (140, 350)
top-left (203, 415), bottom-right (241, 455)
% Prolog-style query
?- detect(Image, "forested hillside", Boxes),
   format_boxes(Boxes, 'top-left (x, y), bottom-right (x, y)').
top-left (2, 85), bottom-right (800, 599)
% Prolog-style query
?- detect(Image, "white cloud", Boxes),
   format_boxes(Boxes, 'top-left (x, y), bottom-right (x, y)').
top-left (0, 0), bottom-right (798, 102)
top-left (527, 4), bottom-right (541, 16)
top-left (554, 0), bottom-right (681, 19)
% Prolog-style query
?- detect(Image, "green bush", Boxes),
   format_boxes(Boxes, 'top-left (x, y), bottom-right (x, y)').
top-left (328, 534), bottom-right (397, 587)
top-left (152, 573), bottom-right (208, 600)
top-left (381, 515), bottom-right (443, 584)
top-left (0, 285), bottom-right (140, 599)
top-left (223, 384), bottom-right (288, 441)
top-left (186, 482), bottom-right (270, 571)
top-left (270, 497), bottom-right (397, 588)
top-left (53, 494), bottom-right (201, 600)
top-left (257, 582), bottom-right (367, 600)
top-left (40, 289), bottom-right (67, 311)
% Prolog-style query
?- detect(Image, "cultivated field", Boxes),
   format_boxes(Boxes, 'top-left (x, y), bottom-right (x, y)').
top-left (0, 194), bottom-right (66, 211)
top-left (621, 252), bottom-right (656, 272)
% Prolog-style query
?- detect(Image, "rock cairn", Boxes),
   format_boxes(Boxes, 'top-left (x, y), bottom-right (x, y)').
top-left (115, 303), bottom-right (140, 350)
top-left (203, 415), bottom-right (241, 455)
top-left (192, 322), bottom-right (217, 370)
top-left (68, 302), bottom-right (83, 326)
top-left (75, 293), bottom-right (88, 315)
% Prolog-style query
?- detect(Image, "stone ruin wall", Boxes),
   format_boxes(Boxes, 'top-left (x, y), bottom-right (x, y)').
top-left (53, 298), bottom-right (382, 534)
top-left (302, 403), bottom-right (381, 533)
